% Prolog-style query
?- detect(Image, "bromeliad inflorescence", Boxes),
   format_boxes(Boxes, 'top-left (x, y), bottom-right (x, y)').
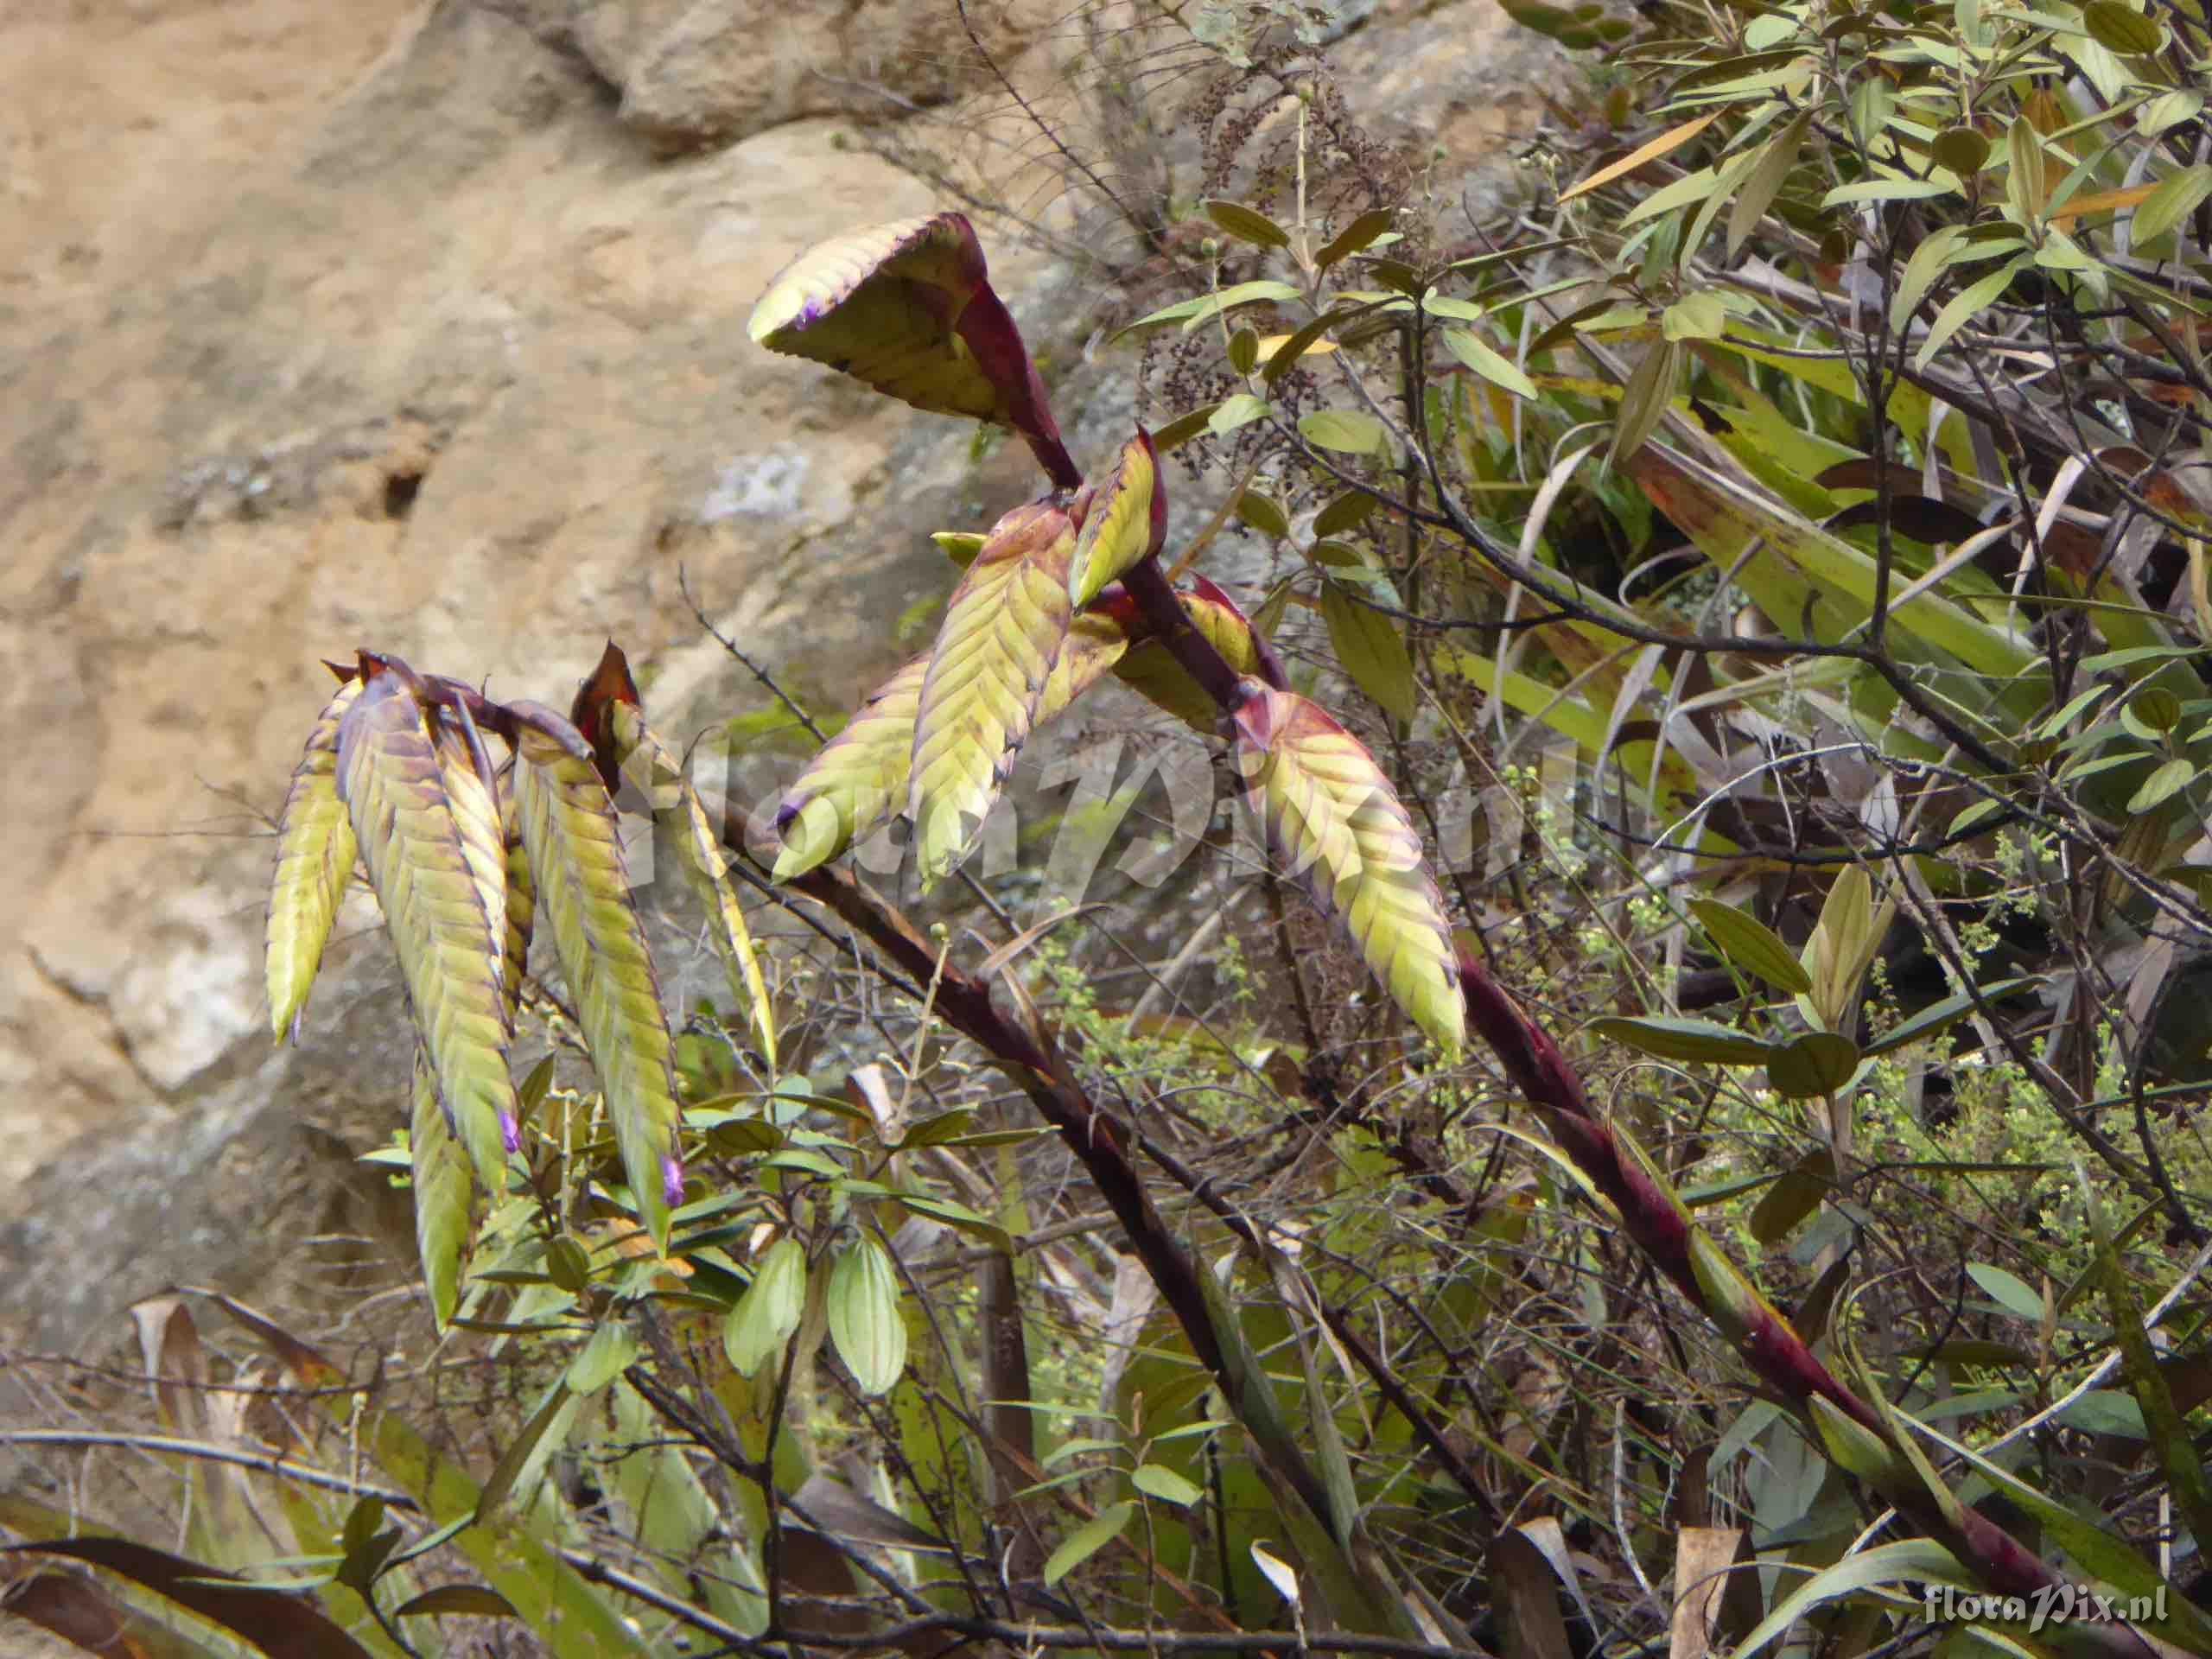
top-left (264, 645), bottom-right (775, 1322)
top-left (750, 210), bottom-right (1465, 1053)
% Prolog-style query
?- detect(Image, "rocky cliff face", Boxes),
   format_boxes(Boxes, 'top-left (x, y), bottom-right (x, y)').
top-left (0, 0), bottom-right (1559, 1357)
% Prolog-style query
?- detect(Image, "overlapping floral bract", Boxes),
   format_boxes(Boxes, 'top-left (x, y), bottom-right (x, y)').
top-left (755, 219), bottom-right (1462, 1054)
top-left (263, 650), bottom-right (787, 1275)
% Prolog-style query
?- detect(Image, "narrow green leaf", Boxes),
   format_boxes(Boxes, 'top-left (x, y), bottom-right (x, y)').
top-left (1179, 280), bottom-right (1305, 333)
top-left (1320, 580), bottom-right (1418, 723)
top-left (1729, 113), bottom-right (1808, 255)
top-left (1316, 209), bottom-right (1394, 267)
top-left (1913, 256), bottom-right (2027, 371)
top-left (393, 1586), bottom-right (520, 1619)
top-left (1689, 899), bottom-right (1812, 994)
top-left (1966, 1262), bottom-right (2045, 1320)
top-left (1044, 1503), bottom-right (1133, 1586)
top-left (1204, 199), bottom-right (1292, 249)
top-left (1890, 226), bottom-right (1970, 331)
top-left (1210, 393), bottom-right (1270, 435)
top-left (1609, 340), bottom-right (1679, 466)
top-left (1734, 1541), bottom-right (1970, 1659)
top-left (1132, 1464), bottom-right (1205, 1506)
top-left (2126, 754), bottom-right (2195, 812)
top-left (1588, 1014), bottom-right (1774, 1065)
top-left (1443, 326), bottom-right (1538, 398)
top-left (2134, 165), bottom-right (2212, 245)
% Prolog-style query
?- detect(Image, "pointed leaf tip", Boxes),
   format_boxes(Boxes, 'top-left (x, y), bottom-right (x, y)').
top-left (266, 675), bottom-right (365, 1038)
top-left (748, 213), bottom-right (1075, 486)
top-left (1070, 429), bottom-right (1169, 609)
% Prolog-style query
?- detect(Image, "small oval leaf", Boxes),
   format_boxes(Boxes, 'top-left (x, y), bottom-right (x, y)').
top-left (1204, 198), bottom-right (1292, 249)
top-left (1300, 408), bottom-right (1385, 454)
top-left (1766, 1032), bottom-right (1863, 1100)
top-left (828, 1234), bottom-right (907, 1395)
top-left (1131, 1463), bottom-right (1205, 1506)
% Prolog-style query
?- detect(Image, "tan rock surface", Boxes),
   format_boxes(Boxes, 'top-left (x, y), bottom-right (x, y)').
top-left (0, 0), bottom-right (1560, 1372)
top-left (0, 0), bottom-right (1016, 1356)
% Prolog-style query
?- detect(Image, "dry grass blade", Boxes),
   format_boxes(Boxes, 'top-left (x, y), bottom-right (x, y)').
top-left (265, 675), bottom-right (363, 1039)
top-left (509, 702), bottom-right (683, 1254)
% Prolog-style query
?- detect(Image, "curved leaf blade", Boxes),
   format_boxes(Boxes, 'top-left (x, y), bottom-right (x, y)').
top-left (774, 654), bottom-right (931, 880)
top-left (609, 702), bottom-right (779, 1068)
top-left (1688, 898), bottom-right (1812, 994)
top-left (1069, 430), bottom-right (1166, 608)
top-left (410, 1050), bottom-right (474, 1332)
top-left (266, 677), bottom-right (364, 1039)
top-left (1230, 683), bottom-right (1463, 1053)
top-left (747, 213), bottom-right (1067, 480)
top-left (336, 659), bottom-right (517, 1196)
top-left (910, 501), bottom-right (1077, 887)
top-left (509, 703), bottom-right (683, 1254)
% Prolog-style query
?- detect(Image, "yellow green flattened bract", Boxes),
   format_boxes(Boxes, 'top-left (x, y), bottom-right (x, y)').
top-left (1113, 582), bottom-right (1263, 731)
top-left (508, 703), bottom-right (683, 1255)
top-left (1038, 607), bottom-right (1135, 722)
top-left (265, 674), bottom-right (364, 1039)
top-left (773, 653), bottom-right (931, 880)
top-left (748, 215), bottom-right (1001, 423)
top-left (606, 702), bottom-right (779, 1068)
top-left (1068, 429), bottom-right (1165, 607)
top-left (430, 708), bottom-right (509, 1001)
top-left (499, 785), bottom-right (536, 1025)
top-left (1229, 681), bottom-right (1464, 1054)
top-left (410, 1047), bottom-right (474, 1332)
top-left (334, 661), bottom-right (518, 1197)
top-left (908, 500), bottom-right (1077, 887)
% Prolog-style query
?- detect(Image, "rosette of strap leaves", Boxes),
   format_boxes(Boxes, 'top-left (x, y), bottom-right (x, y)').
top-left (264, 648), bottom-right (781, 1323)
top-left (1229, 682), bottom-right (1464, 1055)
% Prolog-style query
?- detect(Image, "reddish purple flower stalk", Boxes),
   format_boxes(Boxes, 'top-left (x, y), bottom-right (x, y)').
top-left (1457, 952), bottom-right (2160, 1652)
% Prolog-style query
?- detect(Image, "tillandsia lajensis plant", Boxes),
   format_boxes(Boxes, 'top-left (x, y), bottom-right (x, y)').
top-left (10, 203), bottom-right (2205, 1658)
